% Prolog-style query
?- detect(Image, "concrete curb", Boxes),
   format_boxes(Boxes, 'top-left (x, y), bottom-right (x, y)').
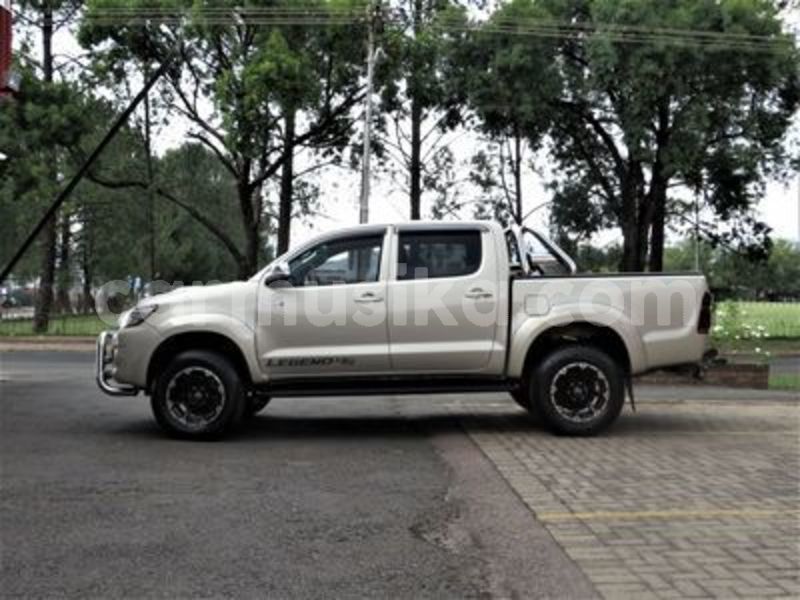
top-left (0, 336), bottom-right (95, 352)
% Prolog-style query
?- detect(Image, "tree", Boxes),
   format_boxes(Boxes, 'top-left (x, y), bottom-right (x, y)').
top-left (666, 237), bottom-right (800, 299)
top-left (269, 9), bottom-right (366, 253)
top-left (464, 0), bottom-right (798, 271)
top-left (0, 60), bottom-right (89, 326)
top-left (542, 0), bottom-right (799, 271)
top-left (6, 0), bottom-right (84, 330)
top-left (377, 0), bottom-right (467, 220)
top-left (80, 0), bottom-right (367, 277)
top-left (462, 0), bottom-right (560, 225)
top-left (63, 127), bottom-right (249, 293)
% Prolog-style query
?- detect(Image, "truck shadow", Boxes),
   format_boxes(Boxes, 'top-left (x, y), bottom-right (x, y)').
top-left (112, 401), bottom-right (754, 441)
top-left (239, 411), bottom-right (541, 441)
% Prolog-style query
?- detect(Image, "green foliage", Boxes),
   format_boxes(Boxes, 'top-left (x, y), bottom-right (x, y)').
top-left (5, 0), bottom-right (798, 292)
top-left (374, 0), bottom-right (470, 218)
top-left (463, 0), bottom-right (559, 142)
top-left (0, 314), bottom-right (106, 336)
top-left (769, 374), bottom-right (800, 391)
top-left (87, 136), bottom-right (243, 283)
top-left (379, 0), bottom-right (468, 121)
top-left (80, 0), bottom-right (368, 276)
top-left (712, 301), bottom-right (800, 341)
top-left (464, 0), bottom-right (799, 270)
top-left (0, 64), bottom-right (92, 278)
top-left (665, 238), bottom-right (800, 298)
top-left (571, 243), bottom-right (623, 273)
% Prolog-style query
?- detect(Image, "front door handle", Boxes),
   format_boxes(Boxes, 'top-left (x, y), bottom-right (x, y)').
top-left (354, 292), bottom-right (383, 303)
top-left (465, 288), bottom-right (493, 300)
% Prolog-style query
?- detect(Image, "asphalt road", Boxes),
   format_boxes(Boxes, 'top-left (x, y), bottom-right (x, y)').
top-left (0, 351), bottom-right (594, 599)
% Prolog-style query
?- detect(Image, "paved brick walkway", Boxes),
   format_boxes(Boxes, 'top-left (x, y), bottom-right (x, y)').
top-left (451, 398), bottom-right (800, 599)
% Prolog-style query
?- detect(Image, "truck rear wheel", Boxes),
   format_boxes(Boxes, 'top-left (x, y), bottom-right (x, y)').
top-left (151, 350), bottom-right (245, 439)
top-left (532, 346), bottom-right (624, 436)
top-left (510, 389), bottom-right (528, 409)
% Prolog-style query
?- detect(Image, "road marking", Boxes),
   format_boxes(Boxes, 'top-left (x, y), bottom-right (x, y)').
top-left (629, 431), bottom-right (799, 436)
top-left (537, 508), bottom-right (800, 523)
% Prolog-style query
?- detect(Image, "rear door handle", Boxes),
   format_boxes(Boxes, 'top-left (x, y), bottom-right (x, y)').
top-left (465, 288), bottom-right (493, 300)
top-left (354, 292), bottom-right (383, 303)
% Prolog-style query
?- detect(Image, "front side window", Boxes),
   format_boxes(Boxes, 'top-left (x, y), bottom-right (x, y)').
top-left (288, 235), bottom-right (383, 286)
top-left (397, 230), bottom-right (482, 280)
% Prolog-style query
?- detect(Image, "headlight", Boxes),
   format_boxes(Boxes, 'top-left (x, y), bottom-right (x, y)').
top-left (119, 304), bottom-right (158, 329)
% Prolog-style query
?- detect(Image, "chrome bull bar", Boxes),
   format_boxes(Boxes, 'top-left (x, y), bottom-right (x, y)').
top-left (96, 330), bottom-right (139, 396)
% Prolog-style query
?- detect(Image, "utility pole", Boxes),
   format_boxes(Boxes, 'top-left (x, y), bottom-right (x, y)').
top-left (359, 1), bottom-right (380, 224)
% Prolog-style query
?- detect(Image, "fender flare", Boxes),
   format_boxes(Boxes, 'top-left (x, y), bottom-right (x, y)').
top-left (150, 314), bottom-right (262, 384)
top-left (507, 304), bottom-right (646, 378)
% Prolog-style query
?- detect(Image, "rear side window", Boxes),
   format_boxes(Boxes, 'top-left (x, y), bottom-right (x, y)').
top-left (397, 230), bottom-right (482, 280)
top-left (505, 230), bottom-right (521, 267)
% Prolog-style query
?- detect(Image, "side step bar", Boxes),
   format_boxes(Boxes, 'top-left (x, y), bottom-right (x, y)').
top-left (255, 376), bottom-right (517, 398)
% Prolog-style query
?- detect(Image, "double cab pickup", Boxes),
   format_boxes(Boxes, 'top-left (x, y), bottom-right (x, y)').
top-left (97, 222), bottom-right (712, 439)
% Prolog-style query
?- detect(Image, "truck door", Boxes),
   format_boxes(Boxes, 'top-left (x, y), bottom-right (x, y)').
top-left (386, 226), bottom-right (501, 373)
top-left (256, 228), bottom-right (391, 379)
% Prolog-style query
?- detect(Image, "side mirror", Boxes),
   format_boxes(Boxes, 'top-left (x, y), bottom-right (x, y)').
top-left (263, 262), bottom-right (291, 287)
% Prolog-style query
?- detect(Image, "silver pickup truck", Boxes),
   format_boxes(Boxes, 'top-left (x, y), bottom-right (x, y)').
top-left (97, 222), bottom-right (712, 439)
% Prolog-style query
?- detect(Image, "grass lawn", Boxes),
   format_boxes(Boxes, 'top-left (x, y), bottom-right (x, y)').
top-left (769, 374), bottom-right (800, 392)
top-left (713, 301), bottom-right (800, 339)
top-left (0, 314), bottom-right (109, 337)
top-left (716, 338), bottom-right (800, 356)
top-left (712, 301), bottom-right (800, 357)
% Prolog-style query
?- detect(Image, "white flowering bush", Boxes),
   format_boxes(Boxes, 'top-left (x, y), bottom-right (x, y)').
top-left (712, 301), bottom-right (774, 361)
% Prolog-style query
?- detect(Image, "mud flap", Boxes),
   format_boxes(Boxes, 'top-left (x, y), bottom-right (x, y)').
top-left (625, 376), bottom-right (636, 413)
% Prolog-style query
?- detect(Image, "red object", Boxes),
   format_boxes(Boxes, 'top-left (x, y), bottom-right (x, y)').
top-left (1, 0), bottom-right (12, 96)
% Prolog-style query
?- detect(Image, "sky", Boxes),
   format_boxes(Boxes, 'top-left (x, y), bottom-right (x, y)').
top-left (16, 4), bottom-right (800, 252)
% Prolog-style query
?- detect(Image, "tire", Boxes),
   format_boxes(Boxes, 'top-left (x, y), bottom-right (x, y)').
top-left (531, 345), bottom-right (624, 436)
top-left (245, 395), bottom-right (271, 418)
top-left (510, 388), bottom-right (528, 409)
top-left (151, 350), bottom-right (246, 439)
top-left (511, 374), bottom-right (540, 421)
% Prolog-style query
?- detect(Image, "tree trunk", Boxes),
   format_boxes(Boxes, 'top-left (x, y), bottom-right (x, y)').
top-left (81, 223), bottom-right (93, 314)
top-left (277, 108), bottom-right (296, 255)
top-left (242, 224), bottom-right (258, 278)
top-left (409, 96), bottom-right (422, 220)
top-left (648, 183), bottom-right (666, 272)
top-left (620, 180), bottom-right (640, 272)
top-left (55, 212), bottom-right (72, 313)
top-left (512, 130), bottom-right (523, 224)
top-left (408, 0), bottom-right (423, 221)
top-left (619, 160), bottom-right (651, 272)
top-left (237, 173), bottom-right (259, 278)
top-left (647, 105), bottom-right (671, 273)
top-left (636, 208), bottom-right (650, 270)
top-left (32, 5), bottom-right (56, 333)
top-left (144, 68), bottom-right (156, 279)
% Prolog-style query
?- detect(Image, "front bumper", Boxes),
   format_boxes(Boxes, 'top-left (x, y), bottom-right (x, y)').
top-left (96, 331), bottom-right (139, 396)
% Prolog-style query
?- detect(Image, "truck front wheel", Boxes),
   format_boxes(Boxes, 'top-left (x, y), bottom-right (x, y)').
top-left (532, 346), bottom-right (624, 436)
top-left (151, 350), bottom-right (246, 439)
